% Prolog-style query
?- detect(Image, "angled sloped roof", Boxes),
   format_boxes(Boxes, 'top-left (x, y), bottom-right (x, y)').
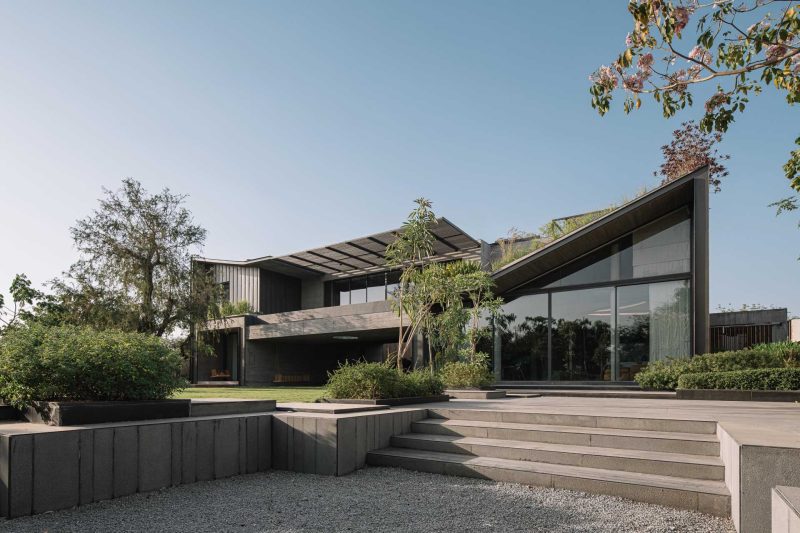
top-left (196, 217), bottom-right (481, 279)
top-left (492, 166), bottom-right (708, 294)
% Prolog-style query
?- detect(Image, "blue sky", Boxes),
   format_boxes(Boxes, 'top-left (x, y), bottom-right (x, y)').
top-left (0, 1), bottom-right (798, 313)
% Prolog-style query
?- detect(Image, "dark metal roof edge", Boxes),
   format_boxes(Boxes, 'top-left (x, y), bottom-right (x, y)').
top-left (192, 217), bottom-right (481, 273)
top-left (491, 166), bottom-right (708, 281)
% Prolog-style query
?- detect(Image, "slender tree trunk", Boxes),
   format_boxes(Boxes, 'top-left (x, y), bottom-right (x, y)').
top-left (427, 334), bottom-right (434, 375)
top-left (396, 284), bottom-right (404, 371)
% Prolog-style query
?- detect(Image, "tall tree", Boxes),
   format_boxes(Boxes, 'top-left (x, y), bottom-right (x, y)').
top-left (655, 120), bottom-right (730, 191)
top-left (589, 1), bottom-right (799, 196)
top-left (0, 274), bottom-right (41, 333)
top-left (386, 198), bottom-right (437, 370)
top-left (62, 178), bottom-right (211, 337)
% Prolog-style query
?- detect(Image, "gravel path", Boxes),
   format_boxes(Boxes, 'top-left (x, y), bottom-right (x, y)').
top-left (0, 467), bottom-right (734, 533)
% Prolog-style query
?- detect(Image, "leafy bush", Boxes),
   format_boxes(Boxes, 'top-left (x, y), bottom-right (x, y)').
top-left (439, 361), bottom-right (495, 389)
top-left (634, 342), bottom-right (797, 390)
top-left (326, 361), bottom-right (443, 399)
top-left (0, 324), bottom-right (186, 409)
top-left (401, 370), bottom-right (444, 397)
top-left (677, 368), bottom-right (800, 391)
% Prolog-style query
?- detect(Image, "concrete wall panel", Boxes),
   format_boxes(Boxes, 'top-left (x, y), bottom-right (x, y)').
top-left (113, 427), bottom-right (138, 498)
top-left (195, 421), bottom-right (214, 481)
top-left (32, 432), bottom-right (80, 514)
top-left (93, 428), bottom-right (113, 502)
top-left (9, 434), bottom-right (32, 518)
top-left (138, 424), bottom-right (172, 493)
top-left (181, 422), bottom-right (197, 484)
top-left (78, 431), bottom-right (93, 505)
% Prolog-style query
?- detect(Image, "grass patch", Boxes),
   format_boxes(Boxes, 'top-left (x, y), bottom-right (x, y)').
top-left (172, 386), bottom-right (326, 403)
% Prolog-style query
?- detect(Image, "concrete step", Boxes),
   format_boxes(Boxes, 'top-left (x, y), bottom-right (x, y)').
top-left (391, 433), bottom-right (724, 480)
top-left (427, 408), bottom-right (717, 434)
top-left (412, 419), bottom-right (720, 456)
top-left (495, 382), bottom-right (641, 390)
top-left (367, 447), bottom-right (730, 517)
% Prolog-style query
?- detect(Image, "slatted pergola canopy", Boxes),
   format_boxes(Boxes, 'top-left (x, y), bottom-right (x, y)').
top-left (197, 218), bottom-right (481, 279)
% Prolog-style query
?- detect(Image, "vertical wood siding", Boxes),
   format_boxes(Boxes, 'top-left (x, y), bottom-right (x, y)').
top-left (212, 265), bottom-right (261, 312)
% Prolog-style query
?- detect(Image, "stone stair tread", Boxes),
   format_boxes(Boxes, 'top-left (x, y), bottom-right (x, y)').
top-left (415, 418), bottom-right (717, 442)
top-left (393, 433), bottom-right (723, 466)
top-left (368, 447), bottom-right (730, 496)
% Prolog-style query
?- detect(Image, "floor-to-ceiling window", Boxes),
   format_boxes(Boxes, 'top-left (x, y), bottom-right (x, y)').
top-left (551, 287), bottom-right (613, 381)
top-left (494, 208), bottom-right (693, 381)
top-left (496, 294), bottom-right (549, 380)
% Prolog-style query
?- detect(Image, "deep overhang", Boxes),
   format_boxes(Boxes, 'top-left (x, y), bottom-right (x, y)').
top-left (491, 167), bottom-right (709, 294)
top-left (196, 217), bottom-right (481, 279)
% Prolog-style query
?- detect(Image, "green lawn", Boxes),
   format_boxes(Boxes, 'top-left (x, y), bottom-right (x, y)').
top-left (173, 386), bottom-right (326, 403)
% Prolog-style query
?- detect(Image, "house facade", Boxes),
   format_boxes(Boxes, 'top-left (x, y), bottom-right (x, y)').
top-left (192, 168), bottom-right (709, 386)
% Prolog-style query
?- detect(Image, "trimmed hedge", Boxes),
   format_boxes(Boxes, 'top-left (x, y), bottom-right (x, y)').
top-left (439, 361), bottom-right (495, 389)
top-left (0, 324), bottom-right (186, 409)
top-left (677, 368), bottom-right (800, 391)
top-left (326, 361), bottom-right (444, 400)
top-left (634, 341), bottom-right (799, 391)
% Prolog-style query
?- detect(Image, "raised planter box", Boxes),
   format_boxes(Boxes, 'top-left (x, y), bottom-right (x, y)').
top-left (326, 395), bottom-right (450, 406)
top-left (190, 399), bottom-right (276, 417)
top-left (677, 389), bottom-right (800, 402)
top-left (23, 399), bottom-right (192, 426)
top-left (445, 389), bottom-right (507, 400)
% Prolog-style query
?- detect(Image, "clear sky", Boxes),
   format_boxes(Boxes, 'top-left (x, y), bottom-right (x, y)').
top-left (1, 1), bottom-right (798, 314)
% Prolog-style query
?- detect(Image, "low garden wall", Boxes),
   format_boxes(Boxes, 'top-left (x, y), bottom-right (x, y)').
top-left (0, 413), bottom-right (272, 518)
top-left (272, 408), bottom-right (426, 476)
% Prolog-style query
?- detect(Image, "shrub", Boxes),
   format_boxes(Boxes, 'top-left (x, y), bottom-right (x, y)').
top-left (401, 370), bottom-right (444, 397)
top-left (326, 361), bottom-right (443, 399)
top-left (634, 342), bottom-right (796, 390)
top-left (0, 324), bottom-right (186, 409)
top-left (439, 361), bottom-right (495, 389)
top-left (677, 368), bottom-right (800, 391)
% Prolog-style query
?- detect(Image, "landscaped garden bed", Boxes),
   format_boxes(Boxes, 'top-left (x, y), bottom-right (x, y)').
top-left (0, 324), bottom-right (188, 425)
top-left (634, 341), bottom-right (800, 401)
top-left (325, 361), bottom-right (447, 404)
top-left (21, 399), bottom-right (191, 426)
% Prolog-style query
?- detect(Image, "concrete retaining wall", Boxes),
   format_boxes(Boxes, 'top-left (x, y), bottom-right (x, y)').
top-left (0, 413), bottom-right (272, 518)
top-left (772, 486), bottom-right (800, 532)
top-left (271, 408), bottom-right (426, 476)
top-left (719, 425), bottom-right (800, 532)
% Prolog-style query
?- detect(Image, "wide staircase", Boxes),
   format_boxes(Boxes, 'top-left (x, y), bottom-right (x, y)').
top-left (367, 408), bottom-right (730, 517)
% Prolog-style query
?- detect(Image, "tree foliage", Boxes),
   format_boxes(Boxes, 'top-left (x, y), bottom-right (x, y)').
top-left (655, 120), bottom-right (730, 191)
top-left (386, 198), bottom-right (437, 369)
top-left (0, 274), bottom-right (42, 333)
top-left (55, 179), bottom-right (216, 337)
top-left (590, 1), bottom-right (800, 191)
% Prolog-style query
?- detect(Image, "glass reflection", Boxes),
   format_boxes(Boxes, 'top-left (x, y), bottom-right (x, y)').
top-left (495, 294), bottom-right (548, 381)
top-left (550, 288), bottom-right (613, 381)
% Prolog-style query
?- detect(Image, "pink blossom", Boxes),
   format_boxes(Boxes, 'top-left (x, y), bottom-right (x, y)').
top-left (766, 44), bottom-right (788, 62)
top-left (623, 72), bottom-right (645, 92)
top-left (674, 7), bottom-right (690, 35)
top-left (626, 33), bottom-right (633, 47)
top-left (638, 53), bottom-right (654, 73)
top-left (590, 65), bottom-right (618, 90)
top-left (688, 46), bottom-right (712, 65)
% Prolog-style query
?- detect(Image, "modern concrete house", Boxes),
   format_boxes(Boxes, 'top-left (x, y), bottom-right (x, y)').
top-left (192, 167), bottom-right (710, 387)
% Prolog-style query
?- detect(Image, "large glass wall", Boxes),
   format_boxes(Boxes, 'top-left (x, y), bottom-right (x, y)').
top-left (616, 280), bottom-right (690, 380)
top-left (496, 208), bottom-right (693, 381)
top-left (495, 294), bottom-right (549, 381)
top-left (551, 288), bottom-right (613, 381)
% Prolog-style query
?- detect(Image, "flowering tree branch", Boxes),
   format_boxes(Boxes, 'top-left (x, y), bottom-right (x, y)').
top-left (590, 1), bottom-right (800, 191)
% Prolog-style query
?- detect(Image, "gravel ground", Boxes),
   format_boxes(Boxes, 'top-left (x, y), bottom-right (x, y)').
top-left (0, 467), bottom-right (735, 533)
